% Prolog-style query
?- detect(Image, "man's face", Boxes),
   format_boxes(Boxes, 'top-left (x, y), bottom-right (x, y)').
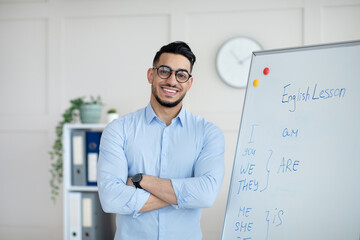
top-left (148, 53), bottom-right (193, 108)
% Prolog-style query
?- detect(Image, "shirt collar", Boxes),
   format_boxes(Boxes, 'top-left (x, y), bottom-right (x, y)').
top-left (176, 106), bottom-right (185, 127)
top-left (145, 103), bottom-right (157, 124)
top-left (145, 102), bottom-right (185, 127)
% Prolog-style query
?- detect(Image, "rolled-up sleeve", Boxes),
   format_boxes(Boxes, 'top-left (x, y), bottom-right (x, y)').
top-left (97, 120), bottom-right (150, 217)
top-left (171, 123), bottom-right (225, 209)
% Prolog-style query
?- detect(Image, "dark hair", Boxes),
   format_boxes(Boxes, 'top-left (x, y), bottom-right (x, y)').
top-left (153, 41), bottom-right (196, 72)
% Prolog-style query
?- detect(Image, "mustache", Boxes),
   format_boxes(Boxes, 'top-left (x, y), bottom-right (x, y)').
top-left (160, 83), bottom-right (181, 91)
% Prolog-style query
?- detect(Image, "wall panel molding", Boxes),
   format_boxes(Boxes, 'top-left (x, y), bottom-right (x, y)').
top-left (0, 1), bottom-right (359, 239)
top-left (321, 4), bottom-right (360, 42)
top-left (0, 18), bottom-right (48, 117)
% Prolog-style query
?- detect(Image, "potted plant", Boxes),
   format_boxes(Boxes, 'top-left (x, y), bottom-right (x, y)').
top-left (49, 96), bottom-right (102, 203)
top-left (107, 108), bottom-right (119, 123)
top-left (79, 96), bottom-right (103, 124)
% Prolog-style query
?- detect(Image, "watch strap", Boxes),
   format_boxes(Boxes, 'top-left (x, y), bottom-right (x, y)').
top-left (133, 180), bottom-right (142, 189)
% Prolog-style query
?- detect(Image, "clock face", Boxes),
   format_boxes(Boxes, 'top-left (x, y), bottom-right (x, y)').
top-left (216, 37), bottom-right (262, 88)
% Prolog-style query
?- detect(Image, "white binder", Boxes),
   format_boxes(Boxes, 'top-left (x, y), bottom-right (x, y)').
top-left (69, 192), bottom-right (82, 240)
top-left (82, 192), bottom-right (114, 240)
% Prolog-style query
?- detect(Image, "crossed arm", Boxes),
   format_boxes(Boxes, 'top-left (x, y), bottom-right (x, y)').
top-left (98, 120), bottom-right (225, 216)
top-left (126, 175), bottom-right (176, 213)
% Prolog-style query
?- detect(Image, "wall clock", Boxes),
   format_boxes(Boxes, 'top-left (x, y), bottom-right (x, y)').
top-left (216, 36), bottom-right (262, 88)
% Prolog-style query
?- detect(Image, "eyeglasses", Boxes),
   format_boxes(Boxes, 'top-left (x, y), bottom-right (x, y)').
top-left (152, 65), bottom-right (192, 83)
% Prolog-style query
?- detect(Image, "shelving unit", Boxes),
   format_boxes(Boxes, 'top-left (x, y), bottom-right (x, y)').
top-left (62, 123), bottom-right (109, 240)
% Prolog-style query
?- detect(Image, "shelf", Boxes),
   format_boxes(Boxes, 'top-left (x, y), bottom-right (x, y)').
top-left (64, 123), bottom-right (107, 130)
top-left (62, 123), bottom-right (111, 240)
top-left (68, 186), bottom-right (98, 192)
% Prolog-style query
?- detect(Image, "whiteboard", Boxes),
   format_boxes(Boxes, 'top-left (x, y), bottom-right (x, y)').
top-left (221, 41), bottom-right (360, 240)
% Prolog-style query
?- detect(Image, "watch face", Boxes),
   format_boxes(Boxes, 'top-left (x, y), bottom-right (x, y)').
top-left (216, 37), bottom-right (262, 88)
top-left (133, 173), bottom-right (142, 182)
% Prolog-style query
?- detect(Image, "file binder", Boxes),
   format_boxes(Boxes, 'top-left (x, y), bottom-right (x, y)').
top-left (82, 192), bottom-right (114, 240)
top-left (69, 192), bottom-right (82, 240)
top-left (71, 130), bottom-right (87, 186)
top-left (86, 131), bottom-right (102, 186)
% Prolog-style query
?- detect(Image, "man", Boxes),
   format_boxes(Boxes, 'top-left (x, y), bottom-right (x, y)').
top-left (98, 41), bottom-right (225, 240)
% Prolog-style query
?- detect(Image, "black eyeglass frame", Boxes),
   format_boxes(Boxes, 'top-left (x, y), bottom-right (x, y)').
top-left (152, 65), bottom-right (192, 83)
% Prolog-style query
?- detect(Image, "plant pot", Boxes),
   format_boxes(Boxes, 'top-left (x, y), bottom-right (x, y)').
top-left (107, 113), bottom-right (119, 123)
top-left (79, 104), bottom-right (103, 123)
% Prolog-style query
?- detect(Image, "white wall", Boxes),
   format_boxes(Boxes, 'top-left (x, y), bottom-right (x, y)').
top-left (0, 0), bottom-right (359, 239)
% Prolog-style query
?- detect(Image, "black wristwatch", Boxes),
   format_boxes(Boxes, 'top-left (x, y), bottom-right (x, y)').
top-left (131, 173), bottom-right (143, 189)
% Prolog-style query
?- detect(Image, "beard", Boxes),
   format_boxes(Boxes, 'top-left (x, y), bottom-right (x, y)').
top-left (152, 84), bottom-right (186, 108)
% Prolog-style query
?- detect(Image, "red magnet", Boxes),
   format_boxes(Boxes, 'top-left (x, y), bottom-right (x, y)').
top-left (263, 67), bottom-right (270, 75)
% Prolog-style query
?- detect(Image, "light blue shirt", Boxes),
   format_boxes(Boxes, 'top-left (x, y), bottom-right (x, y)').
top-left (97, 103), bottom-right (225, 240)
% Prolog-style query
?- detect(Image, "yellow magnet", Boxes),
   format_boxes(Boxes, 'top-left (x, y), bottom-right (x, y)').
top-left (253, 79), bottom-right (259, 87)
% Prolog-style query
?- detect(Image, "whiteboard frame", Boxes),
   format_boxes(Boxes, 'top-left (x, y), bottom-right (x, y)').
top-left (220, 39), bottom-right (360, 240)
top-left (253, 40), bottom-right (360, 56)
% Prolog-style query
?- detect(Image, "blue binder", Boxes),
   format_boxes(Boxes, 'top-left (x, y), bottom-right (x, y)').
top-left (86, 131), bottom-right (102, 186)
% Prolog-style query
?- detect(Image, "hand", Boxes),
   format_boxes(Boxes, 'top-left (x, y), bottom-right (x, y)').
top-left (238, 54), bottom-right (251, 64)
top-left (126, 177), bottom-right (135, 187)
top-left (231, 51), bottom-right (251, 64)
top-left (231, 51), bottom-right (241, 62)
